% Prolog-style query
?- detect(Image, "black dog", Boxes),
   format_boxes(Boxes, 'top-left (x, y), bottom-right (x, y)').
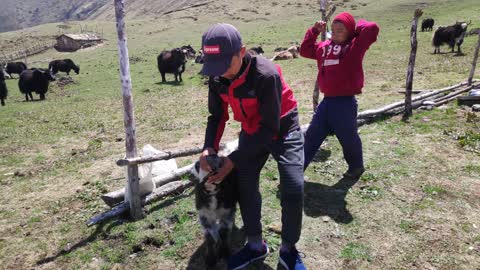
top-left (192, 154), bottom-right (237, 268)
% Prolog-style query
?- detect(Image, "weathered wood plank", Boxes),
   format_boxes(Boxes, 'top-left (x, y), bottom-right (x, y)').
top-left (114, 0), bottom-right (143, 221)
top-left (117, 147), bottom-right (203, 166)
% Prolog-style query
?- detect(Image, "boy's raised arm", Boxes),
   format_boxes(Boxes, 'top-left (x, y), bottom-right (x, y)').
top-left (300, 25), bottom-right (323, 59)
top-left (353, 19), bottom-right (380, 51)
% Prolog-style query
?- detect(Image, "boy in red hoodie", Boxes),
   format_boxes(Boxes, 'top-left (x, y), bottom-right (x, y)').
top-left (300, 12), bottom-right (379, 178)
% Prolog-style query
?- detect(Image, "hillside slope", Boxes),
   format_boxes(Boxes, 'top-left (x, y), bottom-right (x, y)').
top-left (0, 0), bottom-right (207, 33)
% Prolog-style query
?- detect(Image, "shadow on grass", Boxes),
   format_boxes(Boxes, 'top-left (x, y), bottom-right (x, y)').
top-left (311, 149), bottom-right (331, 163)
top-left (23, 99), bottom-right (45, 102)
top-left (186, 226), bottom-right (274, 270)
top-left (303, 149), bottom-right (360, 224)
top-left (36, 222), bottom-right (108, 266)
top-left (148, 189), bottom-right (194, 214)
top-left (36, 190), bottom-right (194, 266)
top-left (303, 175), bottom-right (360, 224)
top-left (155, 80), bottom-right (184, 86)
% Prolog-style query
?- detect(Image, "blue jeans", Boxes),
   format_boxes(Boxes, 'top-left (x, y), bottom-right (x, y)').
top-left (304, 96), bottom-right (363, 171)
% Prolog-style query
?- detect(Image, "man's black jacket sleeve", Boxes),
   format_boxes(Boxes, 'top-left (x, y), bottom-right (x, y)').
top-left (203, 79), bottom-right (229, 152)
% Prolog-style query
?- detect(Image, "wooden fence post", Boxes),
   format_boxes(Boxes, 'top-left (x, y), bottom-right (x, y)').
top-left (403, 9), bottom-right (422, 121)
top-left (312, 0), bottom-right (336, 112)
top-left (319, 0), bottom-right (328, 41)
top-left (468, 33), bottom-right (480, 86)
top-left (114, 0), bottom-right (143, 221)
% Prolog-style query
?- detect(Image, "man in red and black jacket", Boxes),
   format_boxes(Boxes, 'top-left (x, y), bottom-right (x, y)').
top-left (199, 23), bottom-right (307, 270)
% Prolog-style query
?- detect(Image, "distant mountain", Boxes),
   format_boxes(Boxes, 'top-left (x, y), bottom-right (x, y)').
top-left (0, 0), bottom-right (205, 33)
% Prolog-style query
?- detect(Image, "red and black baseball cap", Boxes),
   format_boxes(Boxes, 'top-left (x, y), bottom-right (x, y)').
top-left (201, 23), bottom-right (243, 76)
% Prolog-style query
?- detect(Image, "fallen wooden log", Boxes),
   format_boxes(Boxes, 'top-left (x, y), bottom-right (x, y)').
top-left (432, 85), bottom-right (476, 105)
top-left (358, 81), bottom-right (474, 119)
top-left (88, 180), bottom-right (194, 226)
top-left (101, 163), bottom-right (195, 207)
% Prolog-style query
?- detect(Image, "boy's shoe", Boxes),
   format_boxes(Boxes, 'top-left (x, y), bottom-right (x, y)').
top-left (343, 167), bottom-right (365, 180)
top-left (279, 247), bottom-right (306, 270)
top-left (227, 241), bottom-right (269, 270)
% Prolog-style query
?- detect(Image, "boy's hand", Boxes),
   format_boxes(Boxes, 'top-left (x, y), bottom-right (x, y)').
top-left (314, 21), bottom-right (327, 33)
top-left (207, 157), bottom-right (234, 184)
top-left (200, 148), bottom-right (216, 172)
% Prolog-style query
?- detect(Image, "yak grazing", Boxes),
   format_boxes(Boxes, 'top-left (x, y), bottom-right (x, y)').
top-left (48, 59), bottom-right (80, 75)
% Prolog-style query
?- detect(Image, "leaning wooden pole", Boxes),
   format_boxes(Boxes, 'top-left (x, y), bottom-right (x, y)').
top-left (403, 8), bottom-right (422, 121)
top-left (319, 0), bottom-right (328, 42)
top-left (114, 0), bottom-right (143, 221)
top-left (313, 0), bottom-right (329, 112)
top-left (468, 33), bottom-right (480, 86)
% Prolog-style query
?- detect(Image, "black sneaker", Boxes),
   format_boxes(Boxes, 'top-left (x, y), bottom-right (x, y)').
top-left (227, 241), bottom-right (269, 270)
top-left (343, 167), bottom-right (365, 179)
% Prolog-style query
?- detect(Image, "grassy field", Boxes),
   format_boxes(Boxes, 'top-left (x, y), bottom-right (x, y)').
top-left (0, 0), bottom-right (479, 269)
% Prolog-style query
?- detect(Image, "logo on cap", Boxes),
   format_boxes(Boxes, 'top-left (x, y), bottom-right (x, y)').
top-left (204, 45), bottom-right (221, 54)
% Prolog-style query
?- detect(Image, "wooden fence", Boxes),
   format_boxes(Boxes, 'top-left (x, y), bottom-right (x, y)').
top-left (0, 41), bottom-right (56, 64)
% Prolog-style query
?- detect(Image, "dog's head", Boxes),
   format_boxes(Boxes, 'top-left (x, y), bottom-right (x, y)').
top-left (192, 154), bottom-right (224, 194)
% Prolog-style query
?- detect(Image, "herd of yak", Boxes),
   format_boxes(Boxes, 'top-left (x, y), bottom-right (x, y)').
top-left (0, 59), bottom-right (79, 106)
top-left (0, 18), bottom-right (476, 107)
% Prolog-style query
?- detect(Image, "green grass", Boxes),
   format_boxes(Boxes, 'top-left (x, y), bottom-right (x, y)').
top-left (340, 242), bottom-right (372, 261)
top-left (423, 184), bottom-right (447, 196)
top-left (399, 220), bottom-right (416, 233)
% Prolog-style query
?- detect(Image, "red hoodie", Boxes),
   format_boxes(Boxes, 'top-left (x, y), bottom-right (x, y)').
top-left (300, 19), bottom-right (379, 97)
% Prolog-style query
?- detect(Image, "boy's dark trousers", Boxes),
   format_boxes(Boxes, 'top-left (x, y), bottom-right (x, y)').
top-left (236, 129), bottom-right (304, 245)
top-left (303, 96), bottom-right (364, 170)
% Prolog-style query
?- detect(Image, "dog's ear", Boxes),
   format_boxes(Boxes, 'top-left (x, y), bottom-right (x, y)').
top-left (192, 161), bottom-right (201, 179)
top-left (192, 161), bottom-right (209, 183)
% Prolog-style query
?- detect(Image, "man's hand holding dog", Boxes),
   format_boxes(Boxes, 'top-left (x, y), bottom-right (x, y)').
top-left (200, 148), bottom-right (216, 172)
top-left (207, 157), bottom-right (234, 184)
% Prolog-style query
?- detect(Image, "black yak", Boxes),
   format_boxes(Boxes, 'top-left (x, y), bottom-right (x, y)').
top-left (0, 68), bottom-right (7, 106)
top-left (421, 18), bottom-right (434, 32)
top-left (181, 45), bottom-right (197, 59)
top-left (18, 68), bottom-right (56, 101)
top-left (5, 62), bottom-right (27, 78)
top-left (48, 59), bottom-right (80, 75)
top-left (433, 21), bottom-right (470, 54)
top-left (157, 48), bottom-right (187, 82)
